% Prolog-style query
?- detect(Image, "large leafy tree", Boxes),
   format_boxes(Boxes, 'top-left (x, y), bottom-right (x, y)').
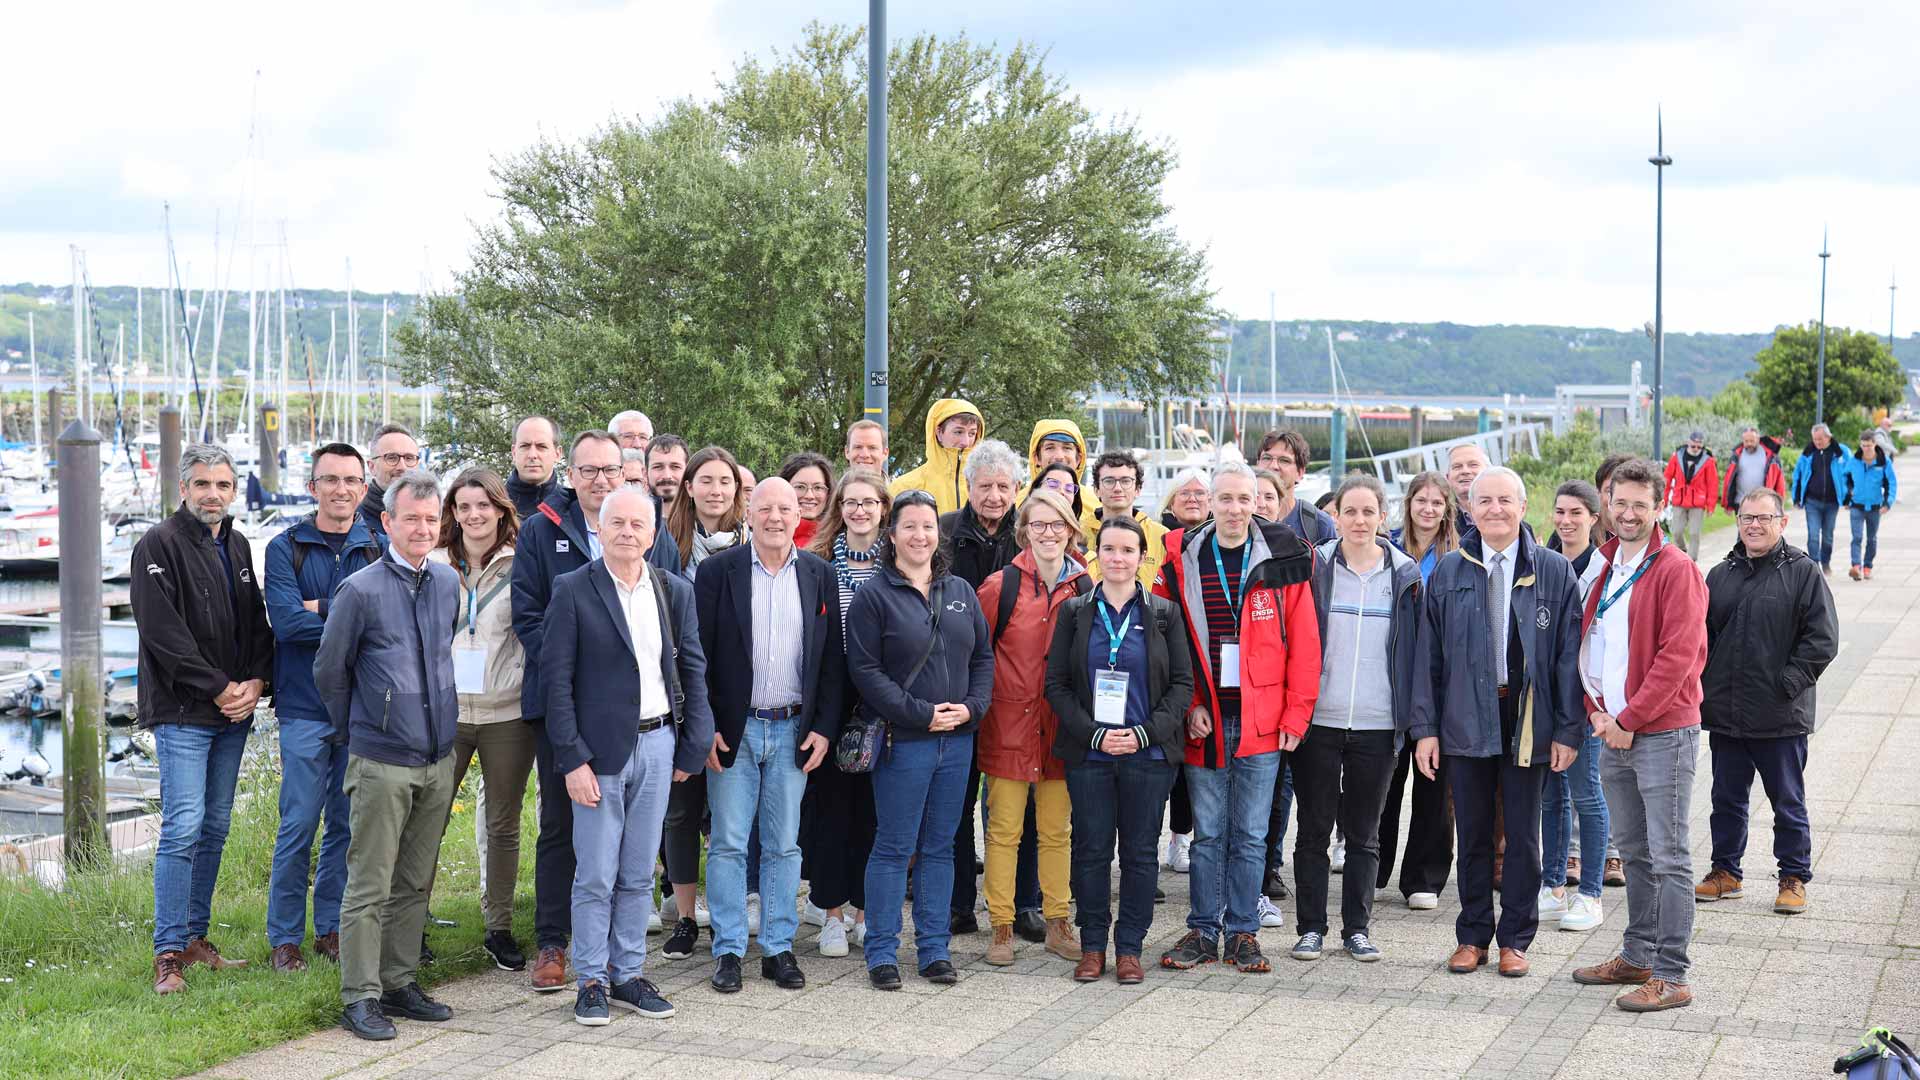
top-left (1750, 323), bottom-right (1904, 438)
top-left (397, 23), bottom-right (1217, 471)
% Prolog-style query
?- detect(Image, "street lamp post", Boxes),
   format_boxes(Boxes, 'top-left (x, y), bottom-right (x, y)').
top-left (863, 0), bottom-right (889, 433)
top-left (1649, 113), bottom-right (1672, 459)
top-left (1816, 229), bottom-right (1830, 428)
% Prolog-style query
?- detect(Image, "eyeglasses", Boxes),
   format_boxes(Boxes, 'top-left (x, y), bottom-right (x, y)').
top-left (792, 483), bottom-right (831, 496)
top-left (1174, 489), bottom-right (1208, 501)
top-left (841, 498), bottom-right (883, 512)
top-left (1027, 520), bottom-right (1072, 536)
top-left (1259, 455), bottom-right (1296, 469)
top-left (374, 452), bottom-right (420, 467)
top-left (1096, 476), bottom-right (1137, 489)
top-left (1042, 479), bottom-right (1078, 494)
top-left (1736, 513), bottom-right (1783, 526)
top-left (573, 465), bottom-right (622, 481)
top-left (311, 474), bottom-right (366, 490)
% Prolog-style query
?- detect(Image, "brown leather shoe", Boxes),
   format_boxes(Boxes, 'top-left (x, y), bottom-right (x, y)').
top-left (530, 946), bottom-right (568, 992)
top-left (1073, 950), bottom-right (1107, 982)
top-left (270, 943), bottom-right (307, 973)
top-left (1774, 875), bottom-right (1808, 914)
top-left (1447, 944), bottom-right (1488, 973)
top-left (1572, 954), bottom-right (1652, 985)
top-left (1604, 857), bottom-right (1626, 887)
top-left (1694, 867), bottom-right (1743, 902)
top-left (182, 937), bottom-right (247, 969)
top-left (1044, 917), bottom-right (1080, 961)
top-left (313, 933), bottom-right (340, 962)
top-left (1114, 954), bottom-right (1144, 985)
top-left (986, 924), bottom-right (1016, 966)
top-left (153, 951), bottom-right (186, 995)
top-left (1616, 978), bottom-right (1692, 1012)
top-left (1497, 947), bottom-right (1529, 978)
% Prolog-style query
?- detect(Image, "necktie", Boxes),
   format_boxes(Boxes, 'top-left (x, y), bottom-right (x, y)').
top-left (1488, 552), bottom-right (1507, 686)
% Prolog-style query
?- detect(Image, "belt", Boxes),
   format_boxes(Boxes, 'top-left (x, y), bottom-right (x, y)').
top-left (747, 704), bottom-right (803, 721)
top-left (1497, 686), bottom-right (1509, 699)
top-left (636, 714), bottom-right (673, 733)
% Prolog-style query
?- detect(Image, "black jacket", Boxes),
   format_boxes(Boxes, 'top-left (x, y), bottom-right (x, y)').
top-left (1701, 540), bottom-right (1838, 739)
top-left (693, 543), bottom-right (847, 767)
top-left (940, 505), bottom-right (1018, 591)
top-left (1044, 586), bottom-right (1193, 764)
top-left (358, 482), bottom-right (389, 546)
top-left (507, 470), bottom-right (561, 522)
top-left (845, 565), bottom-right (995, 740)
top-left (129, 505), bottom-right (276, 727)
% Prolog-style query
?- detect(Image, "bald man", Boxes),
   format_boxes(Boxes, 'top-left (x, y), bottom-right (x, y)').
top-left (693, 477), bottom-right (846, 992)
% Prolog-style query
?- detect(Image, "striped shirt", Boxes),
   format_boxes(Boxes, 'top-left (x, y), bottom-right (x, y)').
top-left (1199, 539), bottom-right (1246, 720)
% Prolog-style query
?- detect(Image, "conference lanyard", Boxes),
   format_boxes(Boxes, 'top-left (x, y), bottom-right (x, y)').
top-left (1097, 596), bottom-right (1136, 671)
top-left (1595, 549), bottom-right (1658, 620)
top-left (1209, 533), bottom-right (1246, 623)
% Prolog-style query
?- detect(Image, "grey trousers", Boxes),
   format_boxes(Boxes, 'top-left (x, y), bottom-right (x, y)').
top-left (340, 754), bottom-right (456, 1004)
top-left (571, 726), bottom-right (675, 988)
top-left (1669, 507), bottom-right (1706, 556)
top-left (1601, 726), bottom-right (1699, 984)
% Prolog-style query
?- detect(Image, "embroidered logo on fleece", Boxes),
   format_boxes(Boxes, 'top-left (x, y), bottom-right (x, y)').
top-left (1536, 605), bottom-right (1551, 630)
top-left (1248, 590), bottom-right (1277, 622)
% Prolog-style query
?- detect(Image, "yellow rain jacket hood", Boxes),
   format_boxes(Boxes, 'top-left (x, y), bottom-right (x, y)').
top-left (891, 398), bottom-right (985, 514)
top-left (1016, 419), bottom-right (1089, 500)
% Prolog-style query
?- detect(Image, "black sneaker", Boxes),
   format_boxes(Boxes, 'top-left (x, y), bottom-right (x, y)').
top-left (340, 999), bottom-right (396, 1041)
top-left (574, 981), bottom-right (611, 1027)
top-left (1159, 929), bottom-right (1218, 970)
top-left (1263, 865), bottom-right (1290, 900)
top-left (661, 917), bottom-right (699, 961)
top-left (609, 976), bottom-right (675, 1018)
top-left (1290, 931), bottom-right (1324, 961)
top-left (1343, 932), bottom-right (1382, 963)
top-left (1224, 932), bottom-right (1271, 973)
top-left (1013, 909), bottom-right (1046, 943)
top-left (868, 964), bottom-right (903, 991)
top-left (950, 911), bottom-right (980, 935)
top-left (379, 982), bottom-right (452, 1022)
top-left (484, 931), bottom-right (526, 972)
top-left (919, 959), bottom-right (958, 984)
top-left (1154, 884), bottom-right (1167, 904)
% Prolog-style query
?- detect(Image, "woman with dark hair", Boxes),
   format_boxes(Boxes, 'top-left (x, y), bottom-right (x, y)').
top-left (1390, 470), bottom-right (1458, 584)
top-left (1045, 514), bottom-right (1193, 984)
top-left (427, 467), bottom-right (532, 970)
top-left (664, 446), bottom-right (747, 577)
top-left (797, 468), bottom-right (889, 956)
top-left (847, 490), bottom-right (995, 990)
top-left (1540, 478), bottom-right (1614, 931)
top-left (780, 451), bottom-right (836, 549)
top-left (1033, 462), bottom-right (1085, 536)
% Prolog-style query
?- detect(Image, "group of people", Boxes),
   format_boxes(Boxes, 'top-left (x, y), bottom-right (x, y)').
top-left (128, 396), bottom-right (1846, 1038)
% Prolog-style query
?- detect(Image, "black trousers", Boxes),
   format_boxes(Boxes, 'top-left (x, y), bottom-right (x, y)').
top-left (1292, 727), bottom-right (1398, 938)
top-left (951, 759), bottom-right (1041, 918)
top-left (1449, 750), bottom-right (1547, 952)
top-left (1168, 765), bottom-right (1193, 835)
top-left (531, 725), bottom-right (575, 950)
top-left (1376, 743), bottom-right (1455, 896)
top-left (800, 759), bottom-right (876, 911)
top-left (662, 771), bottom-right (708, 887)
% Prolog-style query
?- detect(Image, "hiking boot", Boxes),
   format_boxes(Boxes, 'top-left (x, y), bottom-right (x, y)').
top-left (1572, 955), bottom-right (1652, 985)
top-left (530, 946), bottom-right (569, 992)
top-left (1604, 857), bottom-right (1626, 887)
top-left (270, 943), bottom-right (306, 973)
top-left (1695, 868), bottom-right (1743, 902)
top-left (1159, 929), bottom-right (1218, 970)
top-left (313, 932), bottom-right (340, 962)
top-left (153, 951), bottom-right (186, 994)
top-left (1774, 875), bottom-right (1809, 914)
top-left (182, 937), bottom-right (247, 969)
top-left (1224, 932), bottom-right (1270, 973)
top-left (1073, 950), bottom-right (1106, 982)
top-left (1616, 978), bottom-right (1692, 1012)
top-left (985, 924), bottom-right (1016, 966)
top-left (1044, 917), bottom-right (1079, 961)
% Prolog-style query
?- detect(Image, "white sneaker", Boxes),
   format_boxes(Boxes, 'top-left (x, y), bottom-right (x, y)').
top-left (848, 919), bottom-right (867, 948)
top-left (1407, 892), bottom-right (1439, 911)
top-left (1257, 895), bottom-right (1286, 928)
top-left (1537, 887), bottom-right (1567, 919)
top-left (1331, 836), bottom-right (1347, 874)
top-left (660, 893), bottom-right (679, 922)
top-left (817, 915), bottom-right (849, 956)
top-left (1170, 833), bottom-right (1193, 873)
top-left (1559, 893), bottom-right (1605, 932)
top-left (648, 909), bottom-right (663, 933)
top-left (745, 893), bottom-right (761, 936)
top-left (801, 899), bottom-right (832, 928)
top-left (694, 896), bottom-right (711, 928)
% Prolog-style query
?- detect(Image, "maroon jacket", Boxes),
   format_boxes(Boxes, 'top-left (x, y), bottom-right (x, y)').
top-left (974, 549), bottom-right (1089, 783)
top-left (1577, 526), bottom-right (1708, 735)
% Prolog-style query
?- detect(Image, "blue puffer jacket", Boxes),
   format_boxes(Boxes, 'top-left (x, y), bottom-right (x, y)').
top-left (1841, 453), bottom-right (1898, 510)
top-left (1790, 442), bottom-right (1852, 505)
top-left (314, 549), bottom-right (461, 766)
top-left (263, 515), bottom-right (380, 723)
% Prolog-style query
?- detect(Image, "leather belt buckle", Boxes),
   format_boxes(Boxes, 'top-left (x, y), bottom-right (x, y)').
top-left (1497, 686), bottom-right (1510, 699)
top-left (636, 714), bottom-right (671, 732)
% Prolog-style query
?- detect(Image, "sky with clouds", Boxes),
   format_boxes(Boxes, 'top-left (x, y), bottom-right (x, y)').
top-left (6, 0), bottom-right (1916, 334)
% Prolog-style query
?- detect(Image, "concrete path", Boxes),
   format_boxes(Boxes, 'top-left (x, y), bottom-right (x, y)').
top-left (200, 461), bottom-right (1920, 1080)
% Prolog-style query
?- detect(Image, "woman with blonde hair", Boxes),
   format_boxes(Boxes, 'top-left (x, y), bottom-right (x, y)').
top-left (1390, 470), bottom-right (1458, 583)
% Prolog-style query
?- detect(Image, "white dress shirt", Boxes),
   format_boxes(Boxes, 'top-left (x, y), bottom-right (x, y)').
top-left (610, 563), bottom-right (671, 721)
top-left (1589, 544), bottom-right (1645, 716)
top-left (1484, 536), bottom-right (1521, 685)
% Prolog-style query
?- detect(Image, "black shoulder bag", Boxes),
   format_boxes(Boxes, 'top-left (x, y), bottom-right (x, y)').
top-left (836, 587), bottom-right (944, 774)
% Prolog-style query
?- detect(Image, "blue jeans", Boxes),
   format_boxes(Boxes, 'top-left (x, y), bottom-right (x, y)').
top-left (267, 717), bottom-right (352, 947)
top-left (1709, 733), bottom-right (1812, 882)
top-left (1802, 497), bottom-right (1839, 568)
top-left (1850, 505), bottom-right (1883, 568)
top-left (1185, 748), bottom-right (1281, 939)
top-left (571, 726), bottom-right (674, 988)
top-left (864, 732), bottom-right (972, 971)
top-left (152, 721), bottom-right (252, 955)
top-left (709, 716), bottom-right (806, 957)
top-left (1541, 733), bottom-right (1610, 899)
top-left (1067, 757), bottom-right (1177, 956)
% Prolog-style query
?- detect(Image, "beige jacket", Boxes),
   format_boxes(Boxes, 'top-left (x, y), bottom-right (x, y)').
top-left (428, 545), bottom-right (524, 726)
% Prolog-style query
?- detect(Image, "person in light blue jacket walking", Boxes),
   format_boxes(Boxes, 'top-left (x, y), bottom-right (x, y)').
top-left (1841, 430), bottom-right (1897, 580)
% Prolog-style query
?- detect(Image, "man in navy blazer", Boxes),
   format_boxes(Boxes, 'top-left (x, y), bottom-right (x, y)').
top-left (694, 477), bottom-right (846, 993)
top-left (542, 486), bottom-right (712, 1026)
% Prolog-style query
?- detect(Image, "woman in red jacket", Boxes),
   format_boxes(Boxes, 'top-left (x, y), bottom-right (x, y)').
top-left (974, 487), bottom-right (1088, 967)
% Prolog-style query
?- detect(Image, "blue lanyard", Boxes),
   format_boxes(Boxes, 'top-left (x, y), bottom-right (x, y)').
top-left (466, 587), bottom-right (478, 636)
top-left (1595, 549), bottom-right (1658, 619)
top-left (1210, 533), bottom-right (1246, 623)
top-left (1097, 595), bottom-right (1136, 670)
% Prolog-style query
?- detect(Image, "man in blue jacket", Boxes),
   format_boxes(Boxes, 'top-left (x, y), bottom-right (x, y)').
top-left (315, 472), bottom-right (462, 1041)
top-left (1788, 424), bottom-right (1849, 576)
top-left (1411, 466), bottom-right (1583, 979)
top-left (543, 486), bottom-right (713, 1026)
top-left (1841, 430), bottom-right (1898, 580)
top-left (264, 442), bottom-right (381, 973)
top-left (513, 431), bottom-right (683, 992)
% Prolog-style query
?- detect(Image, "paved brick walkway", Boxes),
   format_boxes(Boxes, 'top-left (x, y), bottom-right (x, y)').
top-left (201, 458), bottom-right (1920, 1080)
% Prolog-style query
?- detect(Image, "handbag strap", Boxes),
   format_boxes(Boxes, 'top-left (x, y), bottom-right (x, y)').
top-left (903, 582), bottom-right (945, 689)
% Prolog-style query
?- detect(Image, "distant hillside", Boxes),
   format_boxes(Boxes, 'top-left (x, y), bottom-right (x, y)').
top-left (0, 283), bottom-right (419, 380)
top-left (1219, 319), bottom-right (1782, 399)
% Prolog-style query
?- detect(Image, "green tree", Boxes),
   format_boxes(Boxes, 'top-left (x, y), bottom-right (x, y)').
top-left (396, 24), bottom-right (1217, 470)
top-left (1751, 324), bottom-right (1903, 438)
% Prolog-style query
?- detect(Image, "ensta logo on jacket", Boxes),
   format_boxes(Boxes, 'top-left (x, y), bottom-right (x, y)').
top-left (1248, 590), bottom-right (1277, 623)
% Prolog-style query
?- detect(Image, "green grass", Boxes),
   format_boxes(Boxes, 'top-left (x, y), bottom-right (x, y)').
top-left (0, 747), bottom-right (537, 1080)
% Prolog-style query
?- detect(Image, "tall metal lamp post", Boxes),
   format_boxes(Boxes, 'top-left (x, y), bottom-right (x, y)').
top-left (862, 0), bottom-right (889, 434)
top-left (1648, 113), bottom-right (1672, 459)
top-left (1816, 230), bottom-right (1830, 428)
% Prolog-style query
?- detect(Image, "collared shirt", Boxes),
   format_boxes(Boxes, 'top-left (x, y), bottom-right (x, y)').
top-left (582, 512), bottom-right (604, 560)
top-left (749, 544), bottom-right (805, 709)
top-left (609, 562), bottom-right (671, 720)
top-left (1589, 544), bottom-right (1645, 716)
top-left (1483, 536), bottom-right (1520, 685)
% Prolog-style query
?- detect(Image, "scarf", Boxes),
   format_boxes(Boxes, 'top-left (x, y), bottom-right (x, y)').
top-left (831, 531), bottom-right (877, 596)
top-left (689, 525), bottom-right (739, 568)
top-left (1680, 448), bottom-right (1705, 482)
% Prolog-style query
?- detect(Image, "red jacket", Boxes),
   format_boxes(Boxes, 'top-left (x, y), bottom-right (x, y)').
top-left (975, 548), bottom-right (1088, 782)
top-left (1156, 520), bottom-right (1320, 767)
top-left (1663, 449), bottom-right (1719, 510)
top-left (1577, 527), bottom-right (1708, 735)
top-left (1721, 446), bottom-right (1786, 511)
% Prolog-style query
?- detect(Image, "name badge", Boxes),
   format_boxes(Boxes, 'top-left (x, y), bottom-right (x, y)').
top-left (1094, 670), bottom-right (1131, 728)
top-left (453, 642), bottom-right (488, 694)
top-left (1219, 638), bottom-right (1241, 688)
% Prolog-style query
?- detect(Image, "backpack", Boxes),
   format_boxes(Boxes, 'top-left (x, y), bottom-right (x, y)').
top-left (991, 563), bottom-right (1092, 646)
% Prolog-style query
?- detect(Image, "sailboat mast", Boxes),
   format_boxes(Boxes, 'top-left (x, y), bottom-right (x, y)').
top-left (28, 312), bottom-right (40, 454)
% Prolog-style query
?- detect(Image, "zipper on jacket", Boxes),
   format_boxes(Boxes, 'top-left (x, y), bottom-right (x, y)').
top-left (382, 688), bottom-right (392, 733)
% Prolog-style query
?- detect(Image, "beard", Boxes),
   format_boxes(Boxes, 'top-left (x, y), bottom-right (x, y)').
top-left (192, 503), bottom-right (227, 526)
